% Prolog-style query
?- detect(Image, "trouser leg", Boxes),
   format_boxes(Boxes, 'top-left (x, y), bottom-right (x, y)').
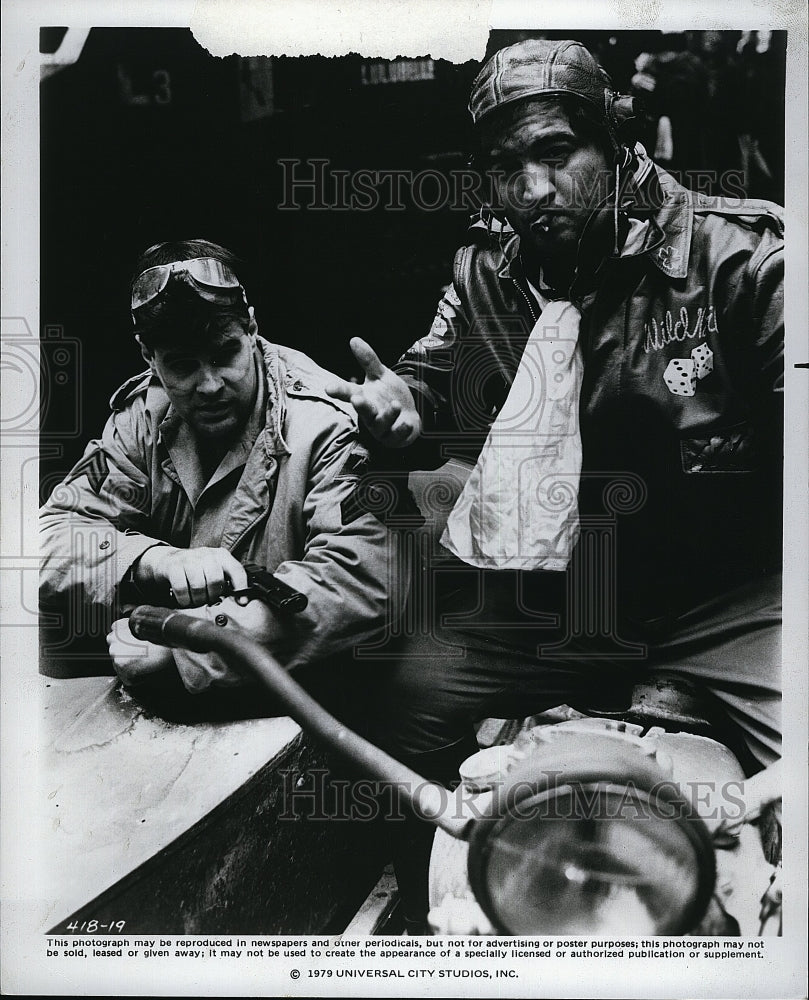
top-left (647, 572), bottom-right (782, 774)
top-left (374, 570), bottom-right (783, 920)
top-left (375, 626), bottom-right (608, 758)
top-left (372, 627), bottom-right (603, 927)
top-left (385, 734), bottom-right (480, 930)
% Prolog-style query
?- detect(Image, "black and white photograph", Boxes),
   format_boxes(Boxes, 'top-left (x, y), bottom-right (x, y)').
top-left (1, 0), bottom-right (807, 996)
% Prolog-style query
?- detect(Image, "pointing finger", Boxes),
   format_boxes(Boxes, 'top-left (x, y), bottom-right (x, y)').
top-left (349, 337), bottom-right (386, 380)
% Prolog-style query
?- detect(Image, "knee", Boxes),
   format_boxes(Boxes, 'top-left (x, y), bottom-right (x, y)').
top-left (376, 655), bottom-right (440, 719)
top-left (373, 657), bottom-right (467, 757)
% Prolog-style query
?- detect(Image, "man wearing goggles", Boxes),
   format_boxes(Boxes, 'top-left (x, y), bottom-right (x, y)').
top-left (129, 255), bottom-right (245, 312)
top-left (40, 239), bottom-right (401, 696)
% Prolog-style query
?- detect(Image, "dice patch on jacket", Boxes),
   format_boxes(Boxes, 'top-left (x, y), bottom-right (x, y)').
top-left (664, 343), bottom-right (714, 396)
top-left (691, 343), bottom-right (714, 379)
top-left (664, 358), bottom-right (697, 396)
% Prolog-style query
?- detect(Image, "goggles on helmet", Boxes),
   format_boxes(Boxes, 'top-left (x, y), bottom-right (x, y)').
top-left (131, 257), bottom-right (243, 313)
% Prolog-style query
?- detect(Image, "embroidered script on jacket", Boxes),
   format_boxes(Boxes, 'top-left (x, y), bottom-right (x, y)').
top-left (644, 305), bottom-right (717, 353)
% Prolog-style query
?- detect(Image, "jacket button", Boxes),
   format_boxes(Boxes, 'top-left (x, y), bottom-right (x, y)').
top-left (215, 614), bottom-right (229, 627)
top-left (293, 380), bottom-right (304, 391)
top-left (99, 540), bottom-right (110, 550)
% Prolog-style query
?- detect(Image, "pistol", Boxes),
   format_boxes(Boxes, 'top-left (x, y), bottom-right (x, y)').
top-left (239, 563), bottom-right (309, 616)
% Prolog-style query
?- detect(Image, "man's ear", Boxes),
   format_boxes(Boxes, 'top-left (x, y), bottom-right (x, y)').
top-left (136, 335), bottom-right (157, 372)
top-left (247, 306), bottom-right (258, 339)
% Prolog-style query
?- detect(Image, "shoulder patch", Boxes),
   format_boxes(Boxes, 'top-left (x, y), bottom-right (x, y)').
top-left (340, 472), bottom-right (425, 528)
top-left (336, 442), bottom-right (371, 480)
top-left (109, 370), bottom-right (153, 412)
top-left (66, 449), bottom-right (109, 494)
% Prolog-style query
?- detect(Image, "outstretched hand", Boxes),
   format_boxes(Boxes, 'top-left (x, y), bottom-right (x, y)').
top-left (325, 337), bottom-right (421, 448)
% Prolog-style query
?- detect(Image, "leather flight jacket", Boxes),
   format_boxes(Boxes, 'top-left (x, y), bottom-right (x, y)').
top-left (394, 164), bottom-right (784, 623)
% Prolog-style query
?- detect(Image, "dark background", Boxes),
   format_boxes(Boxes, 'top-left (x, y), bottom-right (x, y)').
top-left (39, 27), bottom-right (787, 495)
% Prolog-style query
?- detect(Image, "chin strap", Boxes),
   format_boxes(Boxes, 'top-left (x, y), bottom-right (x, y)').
top-left (614, 160), bottom-right (622, 256)
top-left (565, 150), bottom-right (632, 301)
top-left (613, 144), bottom-right (638, 255)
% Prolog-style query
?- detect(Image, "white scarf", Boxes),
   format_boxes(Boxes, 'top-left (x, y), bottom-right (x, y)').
top-left (440, 152), bottom-right (653, 572)
top-left (441, 297), bottom-right (584, 571)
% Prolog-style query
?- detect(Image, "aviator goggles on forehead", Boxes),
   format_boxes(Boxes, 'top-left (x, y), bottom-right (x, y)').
top-left (131, 257), bottom-right (245, 312)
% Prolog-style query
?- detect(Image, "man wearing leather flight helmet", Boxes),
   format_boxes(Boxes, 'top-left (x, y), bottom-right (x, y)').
top-left (41, 239), bottom-right (401, 694)
top-left (326, 40), bottom-right (784, 929)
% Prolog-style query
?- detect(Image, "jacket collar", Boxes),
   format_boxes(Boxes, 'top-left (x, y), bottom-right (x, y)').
top-left (256, 337), bottom-right (291, 458)
top-left (640, 165), bottom-right (693, 279)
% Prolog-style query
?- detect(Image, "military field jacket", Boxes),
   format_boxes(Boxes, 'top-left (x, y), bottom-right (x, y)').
top-left (41, 337), bottom-right (401, 668)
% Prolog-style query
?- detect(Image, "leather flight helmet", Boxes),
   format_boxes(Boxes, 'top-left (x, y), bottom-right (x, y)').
top-left (468, 38), bottom-right (637, 152)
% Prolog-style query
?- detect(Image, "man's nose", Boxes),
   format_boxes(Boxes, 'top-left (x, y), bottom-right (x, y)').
top-left (511, 163), bottom-right (556, 209)
top-left (196, 366), bottom-right (225, 395)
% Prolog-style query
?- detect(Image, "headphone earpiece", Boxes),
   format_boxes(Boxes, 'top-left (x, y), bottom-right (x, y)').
top-left (604, 90), bottom-right (639, 147)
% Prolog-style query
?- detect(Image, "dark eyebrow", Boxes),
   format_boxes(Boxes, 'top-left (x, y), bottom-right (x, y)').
top-left (162, 347), bottom-right (198, 363)
top-left (166, 336), bottom-right (240, 358)
top-left (211, 337), bottom-right (243, 355)
top-left (491, 125), bottom-right (577, 159)
top-left (535, 129), bottom-right (576, 149)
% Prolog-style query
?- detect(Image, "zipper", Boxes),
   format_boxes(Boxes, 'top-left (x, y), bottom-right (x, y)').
top-left (513, 276), bottom-right (539, 324)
